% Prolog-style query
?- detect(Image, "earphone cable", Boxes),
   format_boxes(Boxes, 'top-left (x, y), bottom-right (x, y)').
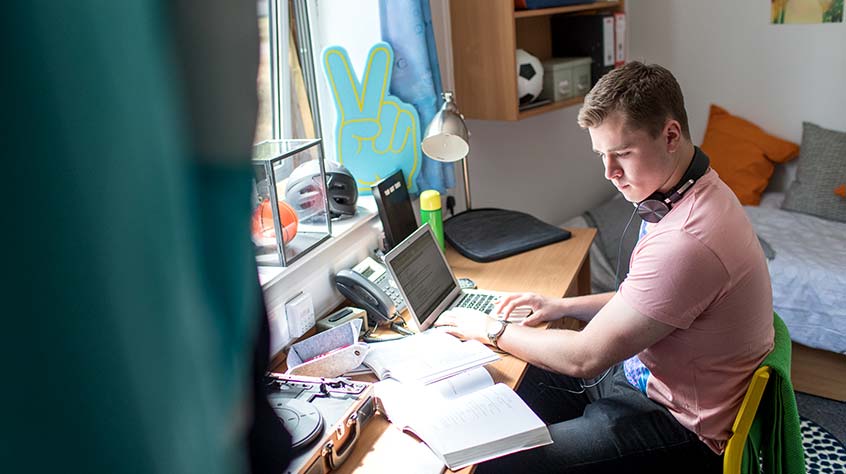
top-left (615, 205), bottom-right (640, 291)
top-left (544, 205), bottom-right (641, 395)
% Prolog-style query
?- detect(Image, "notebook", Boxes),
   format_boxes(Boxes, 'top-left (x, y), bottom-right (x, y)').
top-left (383, 224), bottom-right (529, 331)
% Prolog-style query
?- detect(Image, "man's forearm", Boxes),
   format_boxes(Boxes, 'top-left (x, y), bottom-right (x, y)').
top-left (497, 324), bottom-right (601, 378)
top-left (559, 291), bottom-right (614, 322)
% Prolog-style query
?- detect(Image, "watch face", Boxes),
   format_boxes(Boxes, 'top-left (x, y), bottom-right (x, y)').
top-left (487, 320), bottom-right (505, 340)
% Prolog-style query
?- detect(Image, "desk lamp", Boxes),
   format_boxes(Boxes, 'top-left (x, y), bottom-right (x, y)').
top-left (421, 92), bottom-right (571, 263)
top-left (421, 91), bottom-right (473, 209)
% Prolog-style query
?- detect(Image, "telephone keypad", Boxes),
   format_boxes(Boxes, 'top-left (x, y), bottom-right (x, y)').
top-left (375, 273), bottom-right (406, 312)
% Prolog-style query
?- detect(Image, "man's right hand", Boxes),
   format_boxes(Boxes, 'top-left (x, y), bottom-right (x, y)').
top-left (494, 292), bottom-right (563, 327)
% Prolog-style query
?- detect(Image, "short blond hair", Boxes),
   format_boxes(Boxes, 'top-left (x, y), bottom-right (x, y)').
top-left (577, 61), bottom-right (690, 140)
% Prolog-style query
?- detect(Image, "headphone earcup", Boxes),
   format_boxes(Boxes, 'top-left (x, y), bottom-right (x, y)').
top-left (635, 147), bottom-right (711, 224)
top-left (637, 198), bottom-right (671, 223)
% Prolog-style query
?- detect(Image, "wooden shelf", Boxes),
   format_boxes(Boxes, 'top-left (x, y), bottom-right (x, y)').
top-left (514, 1), bottom-right (621, 19)
top-left (450, 0), bottom-right (624, 121)
top-left (518, 95), bottom-right (585, 119)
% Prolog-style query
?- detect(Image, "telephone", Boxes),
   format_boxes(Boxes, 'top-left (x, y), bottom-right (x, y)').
top-left (335, 257), bottom-right (406, 325)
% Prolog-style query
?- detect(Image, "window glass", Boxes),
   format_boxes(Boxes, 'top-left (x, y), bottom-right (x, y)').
top-left (306, 0), bottom-right (381, 162)
top-left (255, 0), bottom-right (320, 144)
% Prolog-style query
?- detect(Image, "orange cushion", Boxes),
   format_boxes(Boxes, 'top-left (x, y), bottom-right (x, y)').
top-left (700, 105), bottom-right (799, 205)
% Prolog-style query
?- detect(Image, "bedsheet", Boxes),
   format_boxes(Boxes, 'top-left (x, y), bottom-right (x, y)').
top-left (744, 205), bottom-right (846, 354)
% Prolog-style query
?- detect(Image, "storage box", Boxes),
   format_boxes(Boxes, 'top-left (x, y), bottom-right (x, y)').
top-left (539, 57), bottom-right (592, 102)
top-left (251, 139), bottom-right (331, 266)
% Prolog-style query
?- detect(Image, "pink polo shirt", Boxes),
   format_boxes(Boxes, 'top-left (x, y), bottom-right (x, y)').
top-left (618, 168), bottom-right (774, 454)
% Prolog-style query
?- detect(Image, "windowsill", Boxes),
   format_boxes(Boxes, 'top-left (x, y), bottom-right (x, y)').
top-left (257, 195), bottom-right (380, 289)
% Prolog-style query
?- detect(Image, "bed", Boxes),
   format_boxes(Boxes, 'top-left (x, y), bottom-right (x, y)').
top-left (745, 192), bottom-right (846, 355)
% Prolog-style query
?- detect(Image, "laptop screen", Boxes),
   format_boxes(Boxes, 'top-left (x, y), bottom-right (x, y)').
top-left (385, 225), bottom-right (459, 328)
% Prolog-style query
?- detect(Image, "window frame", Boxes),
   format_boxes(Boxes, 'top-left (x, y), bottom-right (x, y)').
top-left (266, 0), bottom-right (323, 141)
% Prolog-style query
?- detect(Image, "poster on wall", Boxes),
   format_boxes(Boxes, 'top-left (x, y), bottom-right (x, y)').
top-left (771, 0), bottom-right (843, 24)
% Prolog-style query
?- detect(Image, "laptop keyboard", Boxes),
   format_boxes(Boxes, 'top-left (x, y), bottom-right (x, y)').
top-left (457, 293), bottom-right (497, 314)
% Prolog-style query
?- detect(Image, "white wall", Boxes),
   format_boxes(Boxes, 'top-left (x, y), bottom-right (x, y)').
top-left (627, 0), bottom-right (846, 189)
top-left (465, 110), bottom-right (613, 225)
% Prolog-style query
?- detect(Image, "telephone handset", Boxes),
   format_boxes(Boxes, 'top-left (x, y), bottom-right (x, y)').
top-left (335, 257), bottom-right (414, 338)
top-left (335, 269), bottom-right (396, 324)
top-left (336, 257), bottom-right (408, 322)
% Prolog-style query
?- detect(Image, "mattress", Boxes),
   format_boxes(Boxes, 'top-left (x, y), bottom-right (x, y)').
top-left (745, 197), bottom-right (846, 354)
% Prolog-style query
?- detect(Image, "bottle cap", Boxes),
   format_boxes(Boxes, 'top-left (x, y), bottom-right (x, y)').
top-left (420, 190), bottom-right (442, 211)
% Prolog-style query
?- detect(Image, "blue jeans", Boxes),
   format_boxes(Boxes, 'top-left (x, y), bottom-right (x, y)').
top-left (477, 364), bottom-right (723, 473)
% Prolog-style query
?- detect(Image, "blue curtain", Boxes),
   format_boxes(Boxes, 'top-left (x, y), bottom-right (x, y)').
top-left (380, 0), bottom-right (455, 194)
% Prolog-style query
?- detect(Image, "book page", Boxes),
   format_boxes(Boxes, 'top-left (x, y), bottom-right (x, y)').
top-left (427, 367), bottom-right (493, 400)
top-left (374, 378), bottom-right (423, 428)
top-left (374, 367), bottom-right (492, 429)
top-left (377, 379), bottom-right (551, 470)
top-left (363, 329), bottom-right (499, 385)
top-left (422, 383), bottom-right (552, 469)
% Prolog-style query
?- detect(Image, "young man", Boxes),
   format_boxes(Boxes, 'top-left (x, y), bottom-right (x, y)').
top-left (435, 62), bottom-right (774, 473)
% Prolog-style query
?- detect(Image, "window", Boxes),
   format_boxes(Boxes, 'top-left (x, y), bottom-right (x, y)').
top-left (256, 0), bottom-right (383, 153)
top-left (256, 0), bottom-right (321, 144)
top-left (254, 0), bottom-right (383, 270)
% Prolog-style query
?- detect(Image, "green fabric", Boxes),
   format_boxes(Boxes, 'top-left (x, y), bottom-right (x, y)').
top-left (741, 313), bottom-right (806, 474)
top-left (4, 2), bottom-right (260, 473)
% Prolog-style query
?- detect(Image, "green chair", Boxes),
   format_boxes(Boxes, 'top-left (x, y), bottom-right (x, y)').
top-left (723, 313), bottom-right (805, 474)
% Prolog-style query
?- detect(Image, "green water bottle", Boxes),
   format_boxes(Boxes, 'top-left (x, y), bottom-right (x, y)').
top-left (420, 190), bottom-right (444, 250)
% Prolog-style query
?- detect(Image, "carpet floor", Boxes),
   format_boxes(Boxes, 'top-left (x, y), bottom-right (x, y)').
top-left (796, 392), bottom-right (846, 443)
top-left (796, 392), bottom-right (846, 474)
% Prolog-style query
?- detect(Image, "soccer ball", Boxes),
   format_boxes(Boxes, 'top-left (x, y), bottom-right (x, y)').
top-left (516, 49), bottom-right (543, 105)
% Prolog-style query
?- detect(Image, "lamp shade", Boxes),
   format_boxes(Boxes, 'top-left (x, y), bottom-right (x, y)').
top-left (421, 91), bottom-right (469, 162)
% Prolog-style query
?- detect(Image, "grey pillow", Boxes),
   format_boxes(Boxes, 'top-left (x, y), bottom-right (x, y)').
top-left (782, 122), bottom-right (846, 223)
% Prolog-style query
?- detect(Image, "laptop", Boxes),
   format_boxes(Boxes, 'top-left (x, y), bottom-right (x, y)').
top-left (383, 224), bottom-right (528, 331)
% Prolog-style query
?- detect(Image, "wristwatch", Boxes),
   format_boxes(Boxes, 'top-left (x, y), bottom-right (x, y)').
top-left (486, 319), bottom-right (510, 349)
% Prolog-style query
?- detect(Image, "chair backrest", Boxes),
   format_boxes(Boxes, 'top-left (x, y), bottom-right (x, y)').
top-left (723, 366), bottom-right (772, 474)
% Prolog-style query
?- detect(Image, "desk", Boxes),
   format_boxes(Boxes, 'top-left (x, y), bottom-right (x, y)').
top-left (312, 227), bottom-right (594, 473)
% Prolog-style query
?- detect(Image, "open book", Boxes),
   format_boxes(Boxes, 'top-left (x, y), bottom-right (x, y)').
top-left (363, 329), bottom-right (500, 385)
top-left (375, 368), bottom-right (553, 470)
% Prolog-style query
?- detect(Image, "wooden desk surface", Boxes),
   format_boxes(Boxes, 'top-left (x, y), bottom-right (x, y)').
top-left (327, 227), bottom-right (595, 474)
